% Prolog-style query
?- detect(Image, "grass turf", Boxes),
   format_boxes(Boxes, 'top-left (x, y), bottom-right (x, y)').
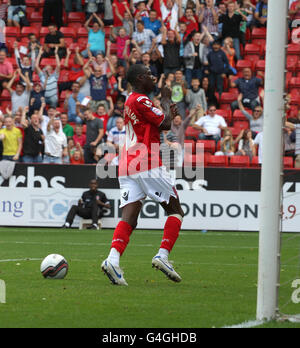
top-left (0, 228), bottom-right (300, 328)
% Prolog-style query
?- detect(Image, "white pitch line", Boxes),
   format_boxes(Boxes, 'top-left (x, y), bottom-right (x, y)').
top-left (0, 258), bottom-right (42, 263)
top-left (222, 319), bottom-right (266, 328)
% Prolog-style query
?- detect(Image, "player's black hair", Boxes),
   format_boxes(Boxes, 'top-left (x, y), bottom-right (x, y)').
top-left (126, 64), bottom-right (147, 86)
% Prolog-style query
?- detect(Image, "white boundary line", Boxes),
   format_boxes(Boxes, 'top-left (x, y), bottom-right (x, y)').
top-left (222, 319), bottom-right (266, 328)
top-left (0, 258), bottom-right (42, 263)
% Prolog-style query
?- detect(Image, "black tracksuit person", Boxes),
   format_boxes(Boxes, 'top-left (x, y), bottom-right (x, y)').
top-left (63, 179), bottom-right (110, 229)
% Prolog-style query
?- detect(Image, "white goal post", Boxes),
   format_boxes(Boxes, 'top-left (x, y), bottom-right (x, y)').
top-left (256, 0), bottom-right (289, 321)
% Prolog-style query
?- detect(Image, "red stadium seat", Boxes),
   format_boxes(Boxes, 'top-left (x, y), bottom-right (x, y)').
top-left (77, 27), bottom-right (88, 38)
top-left (40, 58), bottom-right (57, 69)
top-left (236, 59), bottom-right (253, 72)
top-left (288, 77), bottom-right (300, 90)
top-left (184, 139), bottom-right (196, 154)
top-left (233, 121), bottom-right (249, 131)
top-left (286, 55), bottom-right (298, 73)
top-left (255, 60), bottom-right (266, 72)
top-left (20, 26), bottom-right (39, 38)
top-left (206, 155), bottom-right (229, 167)
top-left (284, 157), bottom-right (294, 168)
top-left (243, 55), bottom-right (260, 69)
top-left (232, 109), bottom-right (250, 122)
top-left (29, 11), bottom-right (43, 24)
top-left (215, 109), bottom-right (232, 124)
top-left (68, 12), bottom-right (85, 23)
top-left (39, 27), bottom-right (50, 38)
top-left (251, 27), bottom-right (267, 39)
top-left (60, 27), bottom-right (77, 39)
top-left (244, 43), bottom-right (262, 57)
top-left (250, 156), bottom-right (260, 168)
top-left (197, 140), bottom-right (216, 154)
top-left (229, 156), bottom-right (250, 167)
top-left (185, 126), bottom-right (200, 140)
top-left (287, 43), bottom-right (300, 55)
top-left (5, 26), bottom-right (20, 38)
top-left (251, 39), bottom-right (266, 50)
top-left (0, 89), bottom-right (11, 101)
top-left (184, 153), bottom-right (204, 167)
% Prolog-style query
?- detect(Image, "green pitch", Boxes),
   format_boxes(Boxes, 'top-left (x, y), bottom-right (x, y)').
top-left (0, 228), bottom-right (300, 328)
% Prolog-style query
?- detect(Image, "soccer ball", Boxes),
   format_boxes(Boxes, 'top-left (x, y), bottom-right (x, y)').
top-left (40, 254), bottom-right (68, 279)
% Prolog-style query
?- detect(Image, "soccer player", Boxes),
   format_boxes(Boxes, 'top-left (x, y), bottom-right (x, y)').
top-left (101, 64), bottom-right (184, 286)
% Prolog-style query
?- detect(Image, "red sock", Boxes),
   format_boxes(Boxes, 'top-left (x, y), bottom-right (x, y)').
top-left (111, 221), bottom-right (134, 256)
top-left (160, 215), bottom-right (182, 252)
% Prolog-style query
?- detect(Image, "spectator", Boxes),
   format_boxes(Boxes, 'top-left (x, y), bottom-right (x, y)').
top-left (73, 124), bottom-right (87, 148)
top-left (207, 40), bottom-right (229, 97)
top-left (215, 128), bottom-right (236, 156)
top-left (253, 131), bottom-right (263, 165)
top-left (70, 145), bottom-right (85, 164)
top-left (104, 0), bottom-right (114, 25)
top-left (160, 129), bottom-right (180, 168)
top-left (35, 46), bottom-right (60, 108)
top-left (192, 103), bottom-right (227, 143)
top-left (85, 0), bottom-right (100, 20)
top-left (222, 36), bottom-right (236, 75)
top-left (132, 20), bottom-right (156, 54)
top-left (253, 0), bottom-right (268, 28)
top-left (171, 113), bottom-right (191, 165)
top-left (60, 112), bottom-right (74, 139)
top-left (14, 42), bottom-right (36, 84)
top-left (20, 107), bottom-right (44, 163)
top-left (235, 128), bottom-right (256, 161)
top-left (81, 13), bottom-right (106, 58)
top-left (7, 0), bottom-right (26, 27)
top-left (0, 14), bottom-right (5, 53)
top-left (112, 0), bottom-right (132, 30)
top-left (160, 0), bottom-right (179, 30)
top-left (289, 0), bottom-right (300, 22)
top-left (201, 76), bottom-right (218, 106)
top-left (161, 26), bottom-right (181, 74)
top-left (27, 34), bottom-right (41, 57)
top-left (183, 31), bottom-right (206, 88)
top-left (218, 1), bottom-right (246, 60)
top-left (79, 108), bottom-right (104, 164)
top-left (42, 0), bottom-right (63, 28)
top-left (42, 24), bottom-right (66, 59)
top-left (106, 116), bottom-right (126, 154)
top-left (65, 0), bottom-right (82, 14)
top-left (140, 9), bottom-right (162, 35)
top-left (0, 51), bottom-right (13, 94)
top-left (29, 83), bottom-right (45, 116)
top-left (185, 77), bottom-right (207, 114)
top-left (178, 3), bottom-right (199, 36)
top-left (198, 0), bottom-right (219, 38)
top-left (64, 82), bottom-right (85, 124)
top-left (0, 115), bottom-right (23, 161)
top-left (60, 47), bottom-right (84, 92)
top-left (83, 57), bottom-right (114, 112)
top-left (237, 93), bottom-right (264, 138)
top-left (62, 179), bottom-right (110, 229)
top-left (171, 69), bottom-right (188, 119)
top-left (94, 103), bottom-right (112, 136)
top-left (107, 95), bottom-right (125, 131)
top-left (6, 69), bottom-right (31, 115)
top-left (122, 10), bottom-right (134, 36)
top-left (109, 26), bottom-right (131, 65)
top-left (44, 113), bottom-right (68, 164)
top-left (230, 67), bottom-right (263, 112)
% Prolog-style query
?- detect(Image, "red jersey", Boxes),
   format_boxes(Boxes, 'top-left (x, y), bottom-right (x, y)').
top-left (119, 92), bottom-right (165, 176)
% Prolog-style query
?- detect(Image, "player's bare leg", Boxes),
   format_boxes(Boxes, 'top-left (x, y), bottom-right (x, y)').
top-left (101, 201), bottom-right (142, 285)
top-left (152, 195), bottom-right (184, 282)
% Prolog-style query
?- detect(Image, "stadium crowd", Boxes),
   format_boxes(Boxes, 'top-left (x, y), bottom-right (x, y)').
top-left (0, 0), bottom-right (299, 168)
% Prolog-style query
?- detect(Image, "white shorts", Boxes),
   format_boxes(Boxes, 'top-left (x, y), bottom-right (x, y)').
top-left (119, 166), bottom-right (177, 208)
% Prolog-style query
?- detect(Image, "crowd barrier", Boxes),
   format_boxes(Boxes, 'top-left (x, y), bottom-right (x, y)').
top-left (0, 164), bottom-right (299, 232)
